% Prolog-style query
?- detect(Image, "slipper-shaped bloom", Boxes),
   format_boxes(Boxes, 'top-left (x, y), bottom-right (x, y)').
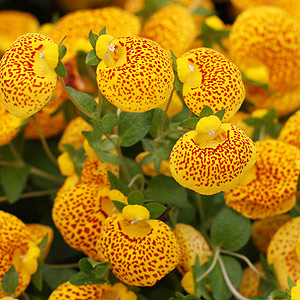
top-left (251, 215), bottom-right (292, 253)
top-left (169, 115), bottom-right (257, 195)
top-left (225, 140), bottom-right (300, 219)
top-left (176, 48), bottom-right (245, 122)
top-left (279, 110), bottom-right (300, 149)
top-left (267, 216), bottom-right (300, 289)
top-left (96, 205), bottom-right (181, 286)
top-left (49, 7), bottom-right (141, 61)
top-left (140, 4), bottom-right (196, 57)
top-left (48, 281), bottom-right (136, 300)
top-left (0, 33), bottom-right (59, 118)
top-left (95, 36), bottom-right (174, 112)
top-left (174, 223), bottom-right (212, 274)
top-left (52, 183), bottom-right (126, 260)
top-left (0, 11), bottom-right (39, 54)
top-left (0, 211), bottom-right (53, 298)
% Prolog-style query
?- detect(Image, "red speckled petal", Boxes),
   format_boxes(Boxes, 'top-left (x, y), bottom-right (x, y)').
top-left (279, 110), bottom-right (300, 148)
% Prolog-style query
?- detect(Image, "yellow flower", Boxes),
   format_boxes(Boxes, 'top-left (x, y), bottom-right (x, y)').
top-left (96, 36), bottom-right (174, 112)
top-left (52, 184), bottom-right (127, 260)
top-left (174, 223), bottom-right (212, 274)
top-left (225, 140), bottom-right (300, 219)
top-left (96, 205), bottom-right (181, 286)
top-left (48, 7), bottom-right (141, 61)
top-left (140, 4), bottom-right (196, 57)
top-left (291, 279), bottom-right (300, 300)
top-left (181, 271), bottom-right (195, 295)
top-left (169, 115), bottom-right (257, 195)
top-left (57, 152), bottom-right (76, 177)
top-left (0, 33), bottom-right (59, 118)
top-left (279, 110), bottom-right (300, 149)
top-left (176, 48), bottom-right (245, 122)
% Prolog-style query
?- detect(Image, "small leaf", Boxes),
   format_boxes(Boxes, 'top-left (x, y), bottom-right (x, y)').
top-left (42, 267), bottom-right (77, 290)
top-left (144, 203), bottom-right (166, 219)
top-left (93, 113), bottom-right (118, 134)
top-left (135, 0), bottom-right (170, 20)
top-left (170, 50), bottom-right (184, 95)
top-left (214, 108), bottom-right (226, 121)
top-left (70, 272), bottom-right (106, 286)
top-left (59, 45), bottom-right (67, 60)
top-left (62, 144), bottom-right (85, 175)
top-left (0, 165), bottom-right (30, 204)
top-left (32, 265), bottom-right (43, 291)
top-left (88, 30), bottom-right (98, 48)
top-left (192, 6), bottom-right (214, 16)
top-left (141, 138), bottom-right (154, 153)
top-left (183, 117), bottom-right (199, 129)
top-left (288, 276), bottom-right (296, 289)
top-left (107, 171), bottom-right (132, 196)
top-left (55, 60), bottom-right (67, 77)
top-left (94, 262), bottom-right (110, 278)
top-left (38, 233), bottom-right (49, 255)
top-left (99, 27), bottom-right (106, 36)
top-left (270, 289), bottom-right (289, 299)
top-left (100, 151), bottom-right (122, 165)
top-left (199, 106), bottom-right (214, 119)
top-left (112, 200), bottom-right (127, 212)
top-left (1, 265), bottom-right (19, 296)
top-left (127, 191), bottom-right (145, 205)
top-left (139, 153), bottom-right (154, 165)
top-left (86, 49), bottom-right (101, 66)
top-left (78, 258), bottom-right (93, 274)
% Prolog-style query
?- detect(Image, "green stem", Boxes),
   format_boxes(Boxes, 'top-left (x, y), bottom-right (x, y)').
top-left (97, 90), bottom-right (103, 119)
top-left (58, 76), bottom-right (99, 121)
top-left (158, 88), bottom-right (174, 136)
top-left (259, 125), bottom-right (265, 141)
top-left (128, 173), bottom-right (145, 190)
top-left (32, 116), bottom-right (58, 166)
top-left (44, 263), bottom-right (78, 269)
top-left (0, 189), bottom-right (58, 202)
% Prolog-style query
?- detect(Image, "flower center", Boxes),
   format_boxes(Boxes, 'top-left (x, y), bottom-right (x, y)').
top-left (177, 57), bottom-right (202, 88)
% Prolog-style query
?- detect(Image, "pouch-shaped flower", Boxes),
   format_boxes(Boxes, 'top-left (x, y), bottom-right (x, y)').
top-left (96, 205), bottom-right (181, 286)
top-left (0, 33), bottom-right (59, 118)
top-left (169, 115), bottom-right (257, 195)
top-left (96, 36), bottom-right (174, 112)
top-left (176, 48), bottom-right (245, 121)
top-left (225, 140), bottom-right (300, 219)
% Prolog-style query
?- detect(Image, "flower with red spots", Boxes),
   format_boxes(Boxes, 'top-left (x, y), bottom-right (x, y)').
top-left (169, 115), bottom-right (257, 195)
top-left (0, 210), bottom-right (53, 298)
top-left (48, 281), bottom-right (136, 300)
top-left (95, 35), bottom-right (174, 112)
top-left (225, 140), bottom-right (300, 219)
top-left (96, 204), bottom-right (181, 286)
top-left (176, 47), bottom-right (245, 122)
top-left (52, 183), bottom-right (127, 260)
top-left (0, 33), bottom-right (59, 118)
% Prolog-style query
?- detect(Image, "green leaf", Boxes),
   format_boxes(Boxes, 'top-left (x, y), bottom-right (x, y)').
top-left (183, 117), bottom-right (199, 129)
top-left (99, 27), bottom-right (106, 36)
top-left (70, 272), bottom-right (106, 286)
top-left (94, 262), bottom-right (110, 278)
top-left (199, 106), bottom-right (214, 119)
top-left (214, 108), bottom-right (226, 121)
top-left (107, 171), bottom-right (132, 196)
top-left (270, 289), bottom-right (289, 299)
top-left (139, 153), bottom-right (154, 165)
top-left (0, 165), bottom-right (30, 203)
top-left (42, 267), bottom-right (77, 290)
top-left (243, 117), bottom-right (261, 127)
top-left (59, 45), bottom-right (67, 60)
top-left (112, 200), bottom-right (127, 212)
top-left (100, 151), bottom-right (122, 165)
top-left (127, 191), bottom-right (145, 205)
top-left (136, 0), bottom-right (170, 20)
top-left (288, 276), bottom-right (296, 289)
top-left (86, 49), bottom-right (101, 66)
top-left (119, 111), bottom-right (153, 147)
top-left (78, 258), bottom-right (93, 274)
top-left (210, 207), bottom-right (251, 251)
top-left (208, 256), bottom-right (243, 300)
top-left (66, 86), bottom-right (98, 117)
top-left (119, 157), bottom-right (143, 186)
top-left (169, 292), bottom-right (201, 300)
top-left (55, 60), bottom-right (67, 77)
top-left (145, 175), bottom-right (191, 208)
top-left (93, 113), bottom-right (118, 134)
top-left (150, 108), bottom-right (169, 137)
top-left (38, 233), bottom-right (49, 255)
top-left (32, 265), bottom-right (43, 291)
top-left (142, 138), bottom-right (154, 153)
top-left (89, 30), bottom-right (98, 48)
top-left (192, 6), bottom-right (215, 16)
top-left (144, 203), bottom-right (167, 219)
top-left (1, 265), bottom-right (19, 296)
top-left (62, 144), bottom-right (85, 175)
top-left (170, 50), bottom-right (183, 95)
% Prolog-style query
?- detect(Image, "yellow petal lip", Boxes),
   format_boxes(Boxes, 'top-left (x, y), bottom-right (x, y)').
top-left (122, 205), bottom-right (150, 221)
top-left (42, 41), bottom-right (59, 70)
top-left (196, 115), bottom-right (221, 134)
top-left (95, 34), bottom-right (114, 60)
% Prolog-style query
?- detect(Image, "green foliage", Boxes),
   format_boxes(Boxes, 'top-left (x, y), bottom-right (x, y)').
top-left (42, 268), bottom-right (77, 290)
top-left (128, 191), bottom-right (145, 205)
top-left (170, 50), bottom-right (184, 97)
top-left (241, 72), bottom-right (275, 96)
top-left (107, 171), bottom-right (132, 196)
top-left (136, 0), bottom-right (170, 20)
top-left (169, 292), bottom-right (201, 300)
top-left (62, 144), bottom-right (86, 175)
top-left (199, 106), bottom-right (214, 119)
top-left (192, 6), bottom-right (215, 16)
top-left (150, 108), bottom-right (170, 137)
top-left (55, 60), bottom-right (67, 77)
top-left (144, 203), bottom-right (167, 219)
top-left (182, 117), bottom-right (199, 130)
top-left (112, 200), bottom-right (127, 212)
top-left (1, 265), bottom-right (19, 296)
top-left (210, 207), bottom-right (251, 251)
top-left (86, 49), bottom-right (101, 66)
top-left (88, 30), bottom-right (99, 48)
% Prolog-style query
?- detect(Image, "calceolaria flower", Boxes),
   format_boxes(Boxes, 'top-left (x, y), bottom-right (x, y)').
top-left (169, 115), bottom-right (257, 195)
top-left (225, 140), bottom-right (300, 219)
top-left (48, 281), bottom-right (137, 300)
top-left (52, 184), bottom-right (127, 260)
top-left (0, 211), bottom-right (53, 298)
top-left (95, 35), bottom-right (174, 112)
top-left (140, 4), bottom-right (196, 57)
top-left (176, 48), bottom-right (245, 122)
top-left (0, 33), bottom-right (59, 118)
top-left (267, 216), bottom-right (300, 289)
top-left (96, 204), bottom-right (181, 286)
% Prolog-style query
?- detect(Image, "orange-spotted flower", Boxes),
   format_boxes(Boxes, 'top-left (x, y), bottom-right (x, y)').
top-left (136, 152), bottom-right (172, 178)
top-left (176, 48), bottom-right (245, 122)
top-left (48, 281), bottom-right (137, 300)
top-left (140, 4), bottom-right (196, 57)
top-left (267, 216), bottom-right (300, 289)
top-left (95, 35), bottom-right (174, 112)
top-left (174, 223), bottom-right (212, 274)
top-left (169, 115), bottom-right (257, 195)
top-left (225, 140), bottom-right (300, 219)
top-left (49, 7), bottom-right (141, 61)
top-left (229, 6), bottom-right (300, 116)
top-left (279, 110), bottom-right (300, 149)
top-left (52, 183), bottom-right (126, 260)
top-left (0, 11), bottom-right (39, 54)
top-left (0, 33), bottom-right (59, 118)
top-left (0, 210), bottom-right (53, 298)
top-left (96, 204), bottom-right (181, 286)
top-left (251, 215), bottom-right (293, 254)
